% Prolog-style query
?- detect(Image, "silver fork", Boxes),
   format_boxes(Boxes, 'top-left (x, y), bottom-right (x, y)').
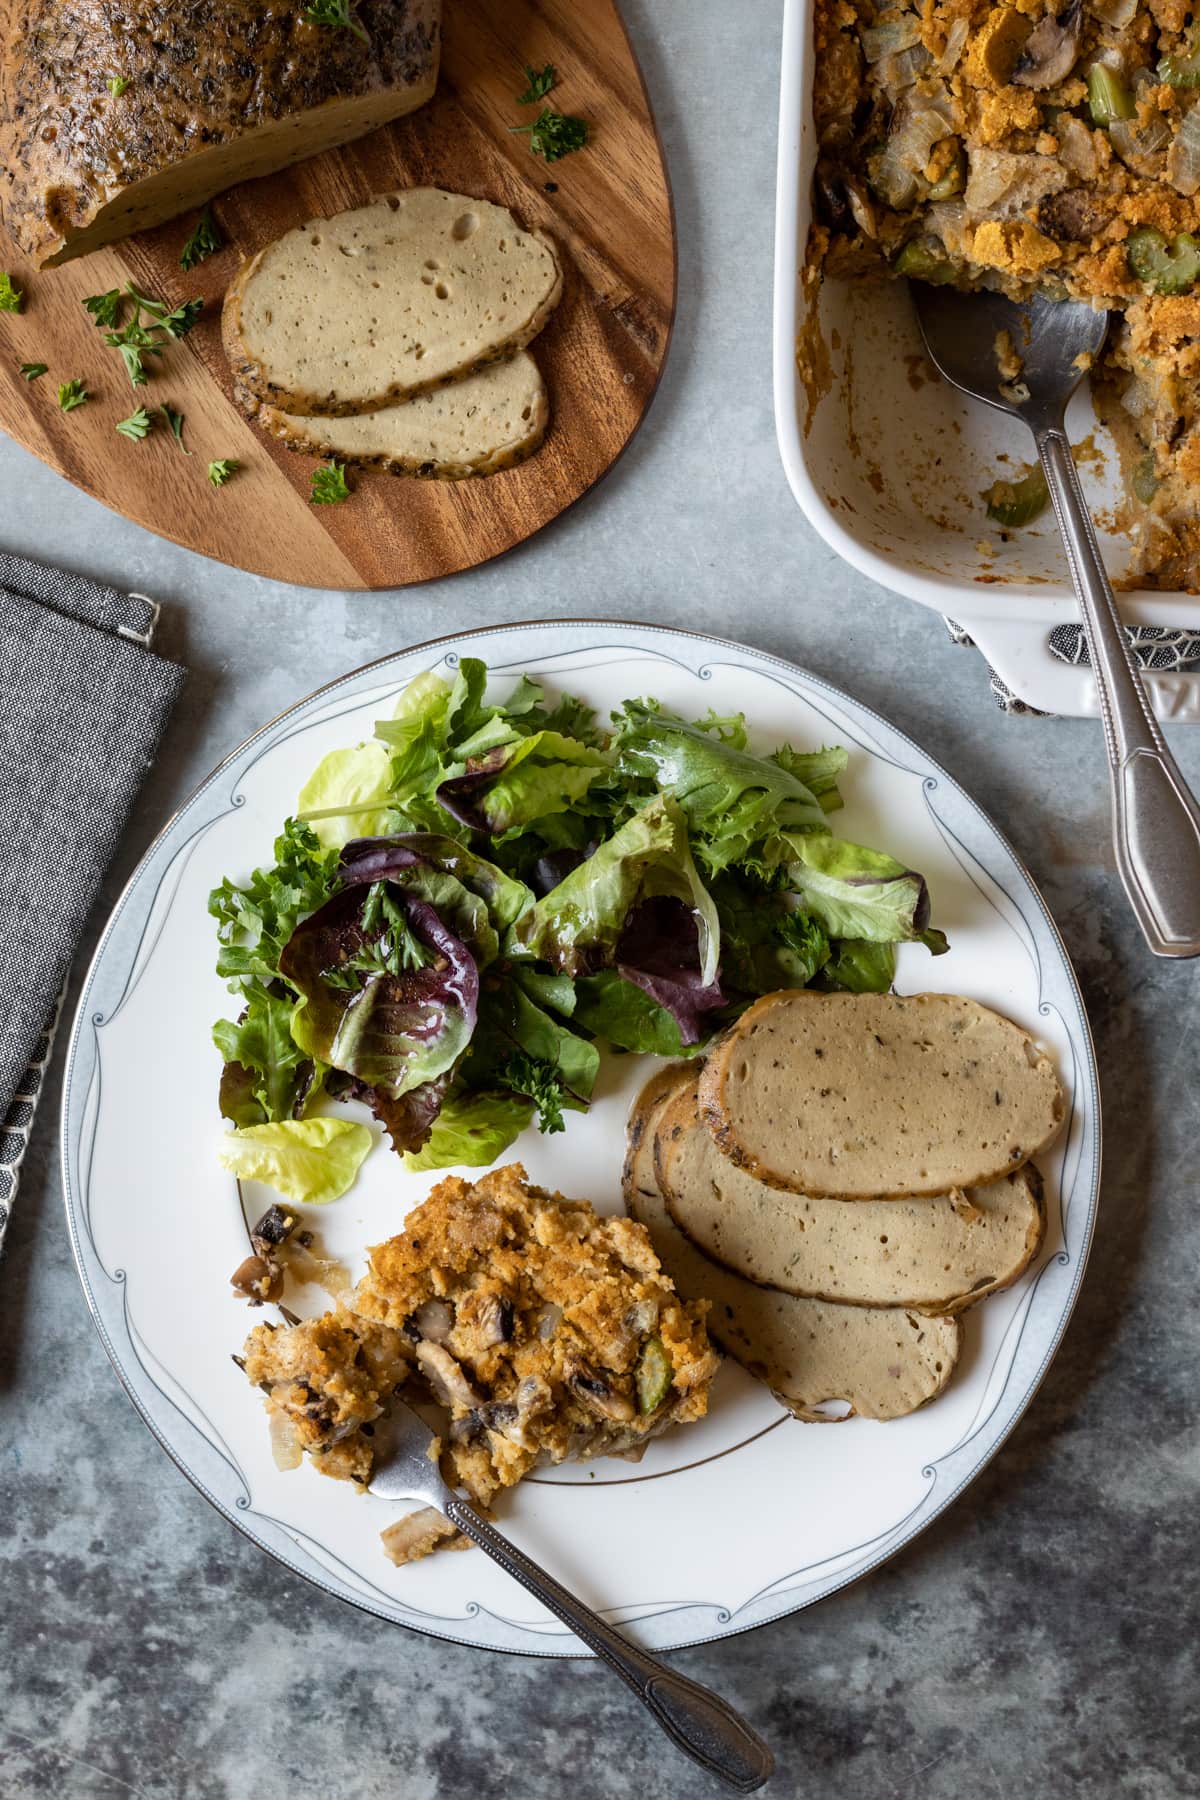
top-left (369, 1400), bottom-right (774, 1793)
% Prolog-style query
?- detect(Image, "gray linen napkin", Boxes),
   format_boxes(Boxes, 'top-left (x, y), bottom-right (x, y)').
top-left (0, 553), bottom-right (185, 1252)
top-left (945, 618), bottom-right (1200, 714)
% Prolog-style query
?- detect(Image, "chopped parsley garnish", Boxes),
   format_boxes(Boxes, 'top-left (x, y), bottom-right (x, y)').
top-left (83, 289), bottom-right (123, 328)
top-left (0, 273), bottom-right (24, 313)
top-left (84, 285), bottom-right (203, 386)
top-left (310, 460), bottom-right (351, 504)
top-left (207, 458), bottom-right (240, 487)
top-left (301, 0), bottom-right (369, 45)
top-left (57, 378), bottom-right (89, 412)
top-left (19, 362), bottom-right (47, 381)
top-left (498, 1051), bottom-right (568, 1134)
top-left (321, 883), bottom-right (431, 990)
top-left (159, 403), bottom-right (190, 453)
top-left (180, 205), bottom-right (223, 272)
top-left (106, 76), bottom-right (130, 97)
top-left (116, 406), bottom-right (153, 440)
top-left (510, 107), bottom-right (588, 163)
top-left (517, 63), bottom-right (557, 104)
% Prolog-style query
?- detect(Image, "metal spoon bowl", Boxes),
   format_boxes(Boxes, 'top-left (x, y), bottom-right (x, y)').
top-left (913, 284), bottom-right (1200, 960)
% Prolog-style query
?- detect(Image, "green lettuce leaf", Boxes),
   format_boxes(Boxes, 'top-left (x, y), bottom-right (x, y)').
top-left (283, 888), bottom-right (478, 1098)
top-left (402, 1089), bottom-right (532, 1172)
top-left (213, 985), bottom-right (310, 1123)
top-left (776, 832), bottom-right (944, 946)
top-left (572, 970), bottom-right (703, 1056)
top-left (209, 818), bottom-right (339, 992)
top-left (507, 794), bottom-right (720, 985)
top-left (437, 729), bottom-right (609, 836)
top-left (611, 701), bottom-right (830, 873)
top-left (769, 744), bottom-right (848, 813)
top-left (217, 1117), bottom-right (372, 1204)
top-left (821, 937), bottom-right (896, 992)
top-left (296, 741), bottom-right (398, 848)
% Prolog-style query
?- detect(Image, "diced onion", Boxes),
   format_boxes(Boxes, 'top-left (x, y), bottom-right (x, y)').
top-left (860, 16), bottom-right (922, 61)
top-left (1167, 104), bottom-right (1200, 194)
top-left (1110, 113), bottom-right (1172, 175)
top-left (937, 16), bottom-right (969, 73)
top-left (1089, 0), bottom-right (1137, 27)
top-left (269, 1411), bottom-right (303, 1471)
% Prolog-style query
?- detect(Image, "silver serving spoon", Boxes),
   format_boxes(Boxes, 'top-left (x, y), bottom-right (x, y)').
top-left (913, 285), bottom-right (1200, 959)
top-left (369, 1400), bottom-right (774, 1793)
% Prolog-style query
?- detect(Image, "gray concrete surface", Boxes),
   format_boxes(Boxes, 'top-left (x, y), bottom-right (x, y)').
top-left (2, 4), bottom-right (1198, 1796)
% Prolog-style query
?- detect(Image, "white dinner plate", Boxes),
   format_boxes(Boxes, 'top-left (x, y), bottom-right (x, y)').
top-left (61, 621), bottom-right (1101, 1656)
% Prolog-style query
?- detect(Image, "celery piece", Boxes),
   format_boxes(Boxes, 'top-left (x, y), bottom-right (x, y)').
top-left (1087, 63), bottom-right (1135, 125)
top-left (1127, 226), bottom-right (1200, 293)
top-left (894, 238), bottom-right (960, 284)
top-left (985, 465), bottom-right (1050, 528)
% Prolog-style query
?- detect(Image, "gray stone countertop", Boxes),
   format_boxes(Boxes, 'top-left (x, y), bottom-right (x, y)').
top-left (2, 4), bottom-right (1198, 1795)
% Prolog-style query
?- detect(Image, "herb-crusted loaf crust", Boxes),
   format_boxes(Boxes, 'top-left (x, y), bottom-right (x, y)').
top-left (656, 1077), bottom-right (1044, 1314)
top-left (1, 0), bottom-right (441, 267)
top-left (222, 188), bottom-right (563, 416)
top-left (624, 1069), bottom-right (962, 1422)
top-left (699, 991), bottom-right (1064, 1200)
top-left (239, 352), bottom-right (549, 480)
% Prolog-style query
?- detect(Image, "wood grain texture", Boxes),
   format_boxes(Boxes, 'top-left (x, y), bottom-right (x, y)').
top-left (0, 0), bottom-right (674, 590)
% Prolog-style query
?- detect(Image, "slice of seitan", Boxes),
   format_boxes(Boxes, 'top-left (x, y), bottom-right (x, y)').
top-left (699, 990), bottom-right (1064, 1200)
top-left (623, 1068), bottom-right (961, 1422)
top-left (239, 351), bottom-right (548, 479)
top-left (223, 188), bottom-right (563, 416)
top-left (1, 1), bottom-right (440, 267)
top-left (656, 1077), bottom-right (1044, 1313)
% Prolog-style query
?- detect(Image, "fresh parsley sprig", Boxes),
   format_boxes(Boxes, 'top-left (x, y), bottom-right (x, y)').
top-left (311, 460), bottom-right (351, 504)
top-left (301, 0), bottom-right (369, 46)
top-left (160, 403), bottom-right (189, 453)
top-left (19, 362), bottom-right (47, 381)
top-left (106, 75), bottom-right (130, 97)
top-left (83, 284), bottom-right (203, 387)
top-left (58, 378), bottom-right (89, 412)
top-left (0, 273), bottom-right (24, 313)
top-left (517, 63), bottom-right (557, 104)
top-left (207, 458), bottom-right (239, 487)
top-left (498, 1051), bottom-right (568, 1134)
top-left (116, 406), bottom-right (153, 440)
top-left (512, 108), bottom-right (589, 162)
top-left (180, 205), bottom-right (223, 272)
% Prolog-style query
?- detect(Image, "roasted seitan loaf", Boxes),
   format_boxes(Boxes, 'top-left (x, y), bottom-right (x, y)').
top-left (223, 188), bottom-right (562, 415)
top-left (624, 1068), bottom-right (962, 1422)
top-left (239, 351), bottom-right (549, 480)
top-left (0, 0), bottom-right (441, 267)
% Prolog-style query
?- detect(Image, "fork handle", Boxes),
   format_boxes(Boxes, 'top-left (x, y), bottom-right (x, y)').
top-left (1036, 425), bottom-right (1200, 958)
top-left (442, 1497), bottom-right (774, 1793)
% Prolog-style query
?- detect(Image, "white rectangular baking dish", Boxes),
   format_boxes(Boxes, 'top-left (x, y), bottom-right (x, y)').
top-left (773, 0), bottom-right (1200, 720)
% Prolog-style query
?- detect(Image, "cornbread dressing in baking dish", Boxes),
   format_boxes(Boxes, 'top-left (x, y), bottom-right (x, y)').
top-left (811, 0), bottom-right (1200, 584)
top-left (242, 1165), bottom-right (718, 1559)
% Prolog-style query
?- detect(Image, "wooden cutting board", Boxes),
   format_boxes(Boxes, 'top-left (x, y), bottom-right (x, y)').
top-left (0, 0), bottom-right (674, 590)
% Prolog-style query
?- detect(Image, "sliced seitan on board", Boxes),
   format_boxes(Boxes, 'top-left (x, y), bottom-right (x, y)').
top-left (656, 1078), bottom-right (1044, 1313)
top-left (223, 188), bottom-right (563, 417)
top-left (699, 990), bottom-right (1064, 1200)
top-left (623, 1068), bottom-right (962, 1422)
top-left (1, 0), bottom-right (440, 267)
top-left (239, 351), bottom-right (549, 480)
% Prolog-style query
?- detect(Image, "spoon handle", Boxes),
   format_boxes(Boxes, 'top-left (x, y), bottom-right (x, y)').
top-left (442, 1496), bottom-right (774, 1793)
top-left (1037, 425), bottom-right (1200, 958)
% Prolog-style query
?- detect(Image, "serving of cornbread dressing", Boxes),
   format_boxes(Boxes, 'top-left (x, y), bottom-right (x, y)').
top-left (812, 0), bottom-right (1200, 584)
top-left (242, 1165), bottom-right (718, 1563)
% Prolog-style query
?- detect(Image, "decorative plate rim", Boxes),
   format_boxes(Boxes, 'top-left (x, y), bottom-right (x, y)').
top-left (59, 618), bottom-right (1102, 1658)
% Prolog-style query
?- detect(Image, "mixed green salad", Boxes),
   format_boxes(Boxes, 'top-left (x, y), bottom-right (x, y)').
top-left (212, 660), bottom-right (947, 1204)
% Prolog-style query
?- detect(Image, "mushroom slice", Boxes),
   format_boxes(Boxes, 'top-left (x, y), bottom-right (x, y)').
top-left (564, 1358), bottom-right (636, 1424)
top-left (380, 1507), bottom-right (471, 1566)
top-left (1012, 0), bottom-right (1084, 89)
top-left (415, 1340), bottom-right (480, 1411)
